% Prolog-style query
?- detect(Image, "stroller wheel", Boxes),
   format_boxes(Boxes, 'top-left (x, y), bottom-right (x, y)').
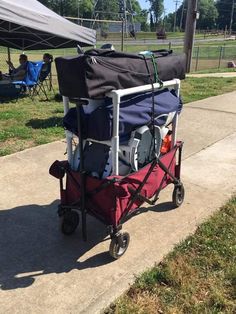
top-left (61, 210), bottom-right (80, 235)
top-left (109, 232), bottom-right (130, 259)
top-left (172, 184), bottom-right (185, 207)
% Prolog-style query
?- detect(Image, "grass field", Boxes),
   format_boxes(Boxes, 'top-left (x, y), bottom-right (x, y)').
top-left (95, 31), bottom-right (225, 41)
top-left (0, 92), bottom-right (64, 156)
top-left (181, 77), bottom-right (236, 103)
top-left (105, 197), bottom-right (236, 314)
top-left (1, 37), bottom-right (236, 72)
top-left (1, 76), bottom-right (236, 157)
top-left (195, 67), bottom-right (236, 74)
top-left (0, 45), bottom-right (234, 73)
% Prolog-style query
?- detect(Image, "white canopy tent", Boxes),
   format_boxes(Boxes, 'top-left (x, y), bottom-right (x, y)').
top-left (0, 0), bottom-right (96, 50)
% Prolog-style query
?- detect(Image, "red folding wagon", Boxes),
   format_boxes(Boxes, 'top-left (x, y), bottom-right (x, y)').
top-left (50, 78), bottom-right (184, 259)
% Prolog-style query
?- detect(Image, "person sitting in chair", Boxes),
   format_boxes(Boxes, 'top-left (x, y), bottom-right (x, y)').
top-left (40, 53), bottom-right (53, 81)
top-left (0, 54), bottom-right (28, 82)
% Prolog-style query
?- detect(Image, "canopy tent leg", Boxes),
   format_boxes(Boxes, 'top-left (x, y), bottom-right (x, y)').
top-left (7, 47), bottom-right (11, 73)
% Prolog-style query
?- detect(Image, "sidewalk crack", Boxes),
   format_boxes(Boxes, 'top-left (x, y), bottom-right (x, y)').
top-left (186, 106), bottom-right (236, 115)
top-left (183, 131), bottom-right (236, 161)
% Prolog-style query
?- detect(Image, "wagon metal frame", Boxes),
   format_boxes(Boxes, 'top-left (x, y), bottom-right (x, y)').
top-left (50, 79), bottom-right (184, 259)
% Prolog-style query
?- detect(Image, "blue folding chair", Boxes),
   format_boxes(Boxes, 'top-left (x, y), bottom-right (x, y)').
top-left (13, 61), bottom-right (44, 98)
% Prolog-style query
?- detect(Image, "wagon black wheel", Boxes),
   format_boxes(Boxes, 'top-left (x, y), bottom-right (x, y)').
top-left (61, 210), bottom-right (80, 235)
top-left (172, 184), bottom-right (185, 207)
top-left (109, 232), bottom-right (130, 259)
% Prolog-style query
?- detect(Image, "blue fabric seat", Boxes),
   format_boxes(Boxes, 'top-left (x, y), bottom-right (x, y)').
top-left (12, 61), bottom-right (44, 97)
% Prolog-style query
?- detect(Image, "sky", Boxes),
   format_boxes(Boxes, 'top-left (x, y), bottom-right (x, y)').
top-left (139, 0), bottom-right (178, 15)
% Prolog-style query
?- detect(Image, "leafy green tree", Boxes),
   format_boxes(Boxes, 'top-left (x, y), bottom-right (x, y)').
top-left (127, 0), bottom-right (149, 30)
top-left (164, 12), bottom-right (175, 32)
top-left (149, 0), bottom-right (164, 28)
top-left (138, 10), bottom-right (149, 31)
top-left (150, 12), bottom-right (154, 31)
top-left (95, 0), bottom-right (119, 20)
top-left (38, 0), bottom-right (78, 16)
top-left (216, 0), bottom-right (236, 31)
top-left (38, 0), bottom-right (149, 31)
top-left (197, 0), bottom-right (218, 29)
top-left (166, 0), bottom-right (218, 31)
top-left (79, 0), bottom-right (94, 19)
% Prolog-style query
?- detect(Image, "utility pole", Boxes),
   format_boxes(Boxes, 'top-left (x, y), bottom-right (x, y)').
top-left (60, 0), bottom-right (63, 16)
top-left (78, 0), bottom-right (80, 25)
top-left (124, 0), bottom-right (128, 37)
top-left (229, 0), bottom-right (235, 35)
top-left (173, 0), bottom-right (180, 32)
top-left (184, 0), bottom-right (198, 72)
top-left (163, 8), bottom-right (166, 28)
top-left (179, 1), bottom-right (185, 31)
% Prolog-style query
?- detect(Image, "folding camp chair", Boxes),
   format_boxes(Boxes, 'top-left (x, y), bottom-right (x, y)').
top-left (37, 61), bottom-right (54, 100)
top-left (13, 61), bottom-right (44, 98)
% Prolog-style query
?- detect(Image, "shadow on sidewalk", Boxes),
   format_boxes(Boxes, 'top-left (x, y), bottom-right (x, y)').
top-left (0, 201), bottom-right (112, 291)
top-left (121, 201), bottom-right (176, 223)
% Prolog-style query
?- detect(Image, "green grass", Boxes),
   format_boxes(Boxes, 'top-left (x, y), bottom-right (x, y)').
top-left (95, 31), bottom-right (225, 41)
top-left (105, 197), bottom-right (236, 314)
top-left (193, 67), bottom-right (236, 74)
top-left (181, 77), bottom-right (236, 103)
top-left (1, 77), bottom-right (236, 156)
top-left (122, 45), bottom-right (182, 53)
top-left (0, 91), bottom-right (65, 156)
top-left (1, 39), bottom-right (236, 74)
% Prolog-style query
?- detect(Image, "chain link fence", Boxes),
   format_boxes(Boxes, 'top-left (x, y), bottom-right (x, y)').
top-left (192, 45), bottom-right (236, 71)
top-left (1, 43), bottom-right (236, 80)
top-left (0, 46), bottom-right (8, 73)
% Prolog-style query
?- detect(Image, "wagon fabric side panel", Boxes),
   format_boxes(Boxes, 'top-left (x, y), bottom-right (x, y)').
top-left (59, 144), bottom-right (177, 227)
top-left (114, 147), bottom-right (176, 224)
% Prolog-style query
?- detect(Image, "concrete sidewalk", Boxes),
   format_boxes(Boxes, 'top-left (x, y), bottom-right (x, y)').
top-left (0, 92), bottom-right (236, 314)
top-left (187, 72), bottom-right (236, 78)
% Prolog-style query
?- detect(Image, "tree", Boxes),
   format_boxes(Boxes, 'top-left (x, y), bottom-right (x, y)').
top-left (38, 0), bottom-right (149, 31)
top-left (166, 0), bottom-right (218, 31)
top-left (100, 0), bottom-right (119, 19)
top-left (165, 12), bottom-right (175, 32)
top-left (197, 0), bottom-right (218, 30)
top-left (149, 0), bottom-right (164, 28)
top-left (38, 0), bottom-right (78, 16)
top-left (216, 0), bottom-right (236, 31)
top-left (79, 0), bottom-right (94, 19)
top-left (127, 0), bottom-right (149, 31)
top-left (139, 10), bottom-right (149, 31)
top-left (150, 12), bottom-right (154, 31)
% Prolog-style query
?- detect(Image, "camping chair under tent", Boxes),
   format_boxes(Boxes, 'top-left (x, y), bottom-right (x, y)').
top-left (0, 61), bottom-right (44, 99)
top-left (0, 0), bottom-right (96, 98)
top-left (36, 61), bottom-right (55, 100)
top-left (13, 61), bottom-right (44, 98)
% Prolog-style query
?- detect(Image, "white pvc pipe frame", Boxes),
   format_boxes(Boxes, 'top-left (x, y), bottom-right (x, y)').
top-left (62, 96), bottom-right (73, 165)
top-left (63, 78), bottom-right (180, 176)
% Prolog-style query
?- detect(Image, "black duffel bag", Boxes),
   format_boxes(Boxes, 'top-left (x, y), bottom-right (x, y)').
top-left (55, 49), bottom-right (186, 99)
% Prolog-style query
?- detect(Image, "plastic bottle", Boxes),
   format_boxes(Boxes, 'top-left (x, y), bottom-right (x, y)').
top-left (160, 132), bottom-right (172, 154)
